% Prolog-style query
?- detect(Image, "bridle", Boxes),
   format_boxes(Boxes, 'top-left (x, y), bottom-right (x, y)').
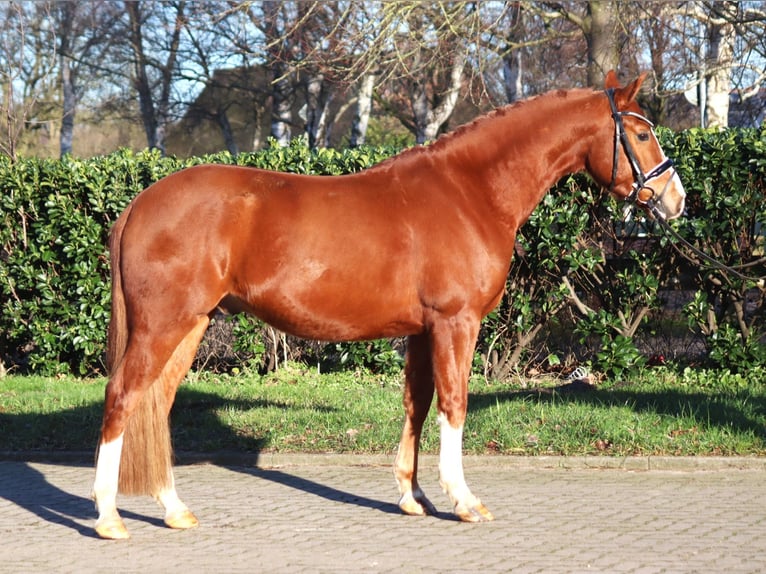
top-left (605, 88), bottom-right (765, 284)
top-left (606, 88), bottom-right (675, 215)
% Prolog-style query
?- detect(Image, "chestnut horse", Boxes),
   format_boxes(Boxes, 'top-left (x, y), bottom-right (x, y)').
top-left (93, 72), bottom-right (685, 539)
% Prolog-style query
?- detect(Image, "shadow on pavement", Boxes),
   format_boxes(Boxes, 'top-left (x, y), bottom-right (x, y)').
top-left (0, 461), bottom-right (165, 538)
top-left (11, 377), bottom-right (760, 534)
top-left (0, 387), bottom-right (273, 535)
top-left (228, 465), bottom-right (459, 521)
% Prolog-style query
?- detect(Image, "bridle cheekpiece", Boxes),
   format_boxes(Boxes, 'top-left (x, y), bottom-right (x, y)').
top-left (606, 88), bottom-right (675, 213)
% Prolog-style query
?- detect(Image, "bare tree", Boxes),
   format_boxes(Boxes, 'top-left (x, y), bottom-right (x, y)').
top-left (261, 1), bottom-right (294, 146)
top-left (584, 0), bottom-right (621, 86)
top-left (55, 1), bottom-right (121, 157)
top-left (701, 1), bottom-right (738, 128)
top-left (176, 2), bottom-right (247, 155)
top-left (292, 2), bottom-right (347, 148)
top-left (540, 0), bottom-right (623, 87)
top-left (182, 1), bottom-right (303, 150)
top-left (125, 0), bottom-right (186, 154)
top-left (0, 2), bottom-right (57, 160)
top-left (502, 2), bottom-right (525, 103)
top-left (696, 0), bottom-right (766, 128)
top-left (58, 1), bottom-right (76, 156)
top-left (6, 0), bottom-right (766, 158)
top-left (408, 46), bottom-right (467, 144)
top-left (479, 2), bottom-right (589, 102)
top-left (363, 3), bottom-right (477, 143)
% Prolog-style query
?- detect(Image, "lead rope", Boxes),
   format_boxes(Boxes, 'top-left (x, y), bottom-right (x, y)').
top-left (649, 205), bottom-right (766, 285)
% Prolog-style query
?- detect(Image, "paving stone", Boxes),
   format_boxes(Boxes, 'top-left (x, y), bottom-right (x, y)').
top-left (0, 457), bottom-right (764, 572)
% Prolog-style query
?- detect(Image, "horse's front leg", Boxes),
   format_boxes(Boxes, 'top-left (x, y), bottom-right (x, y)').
top-left (394, 333), bottom-right (437, 516)
top-left (431, 314), bottom-right (494, 522)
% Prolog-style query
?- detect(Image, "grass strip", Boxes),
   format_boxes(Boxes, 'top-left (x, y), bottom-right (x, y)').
top-left (1, 364), bottom-right (764, 457)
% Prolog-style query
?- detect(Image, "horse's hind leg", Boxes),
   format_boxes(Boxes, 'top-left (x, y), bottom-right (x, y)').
top-left (93, 430), bottom-right (126, 538)
top-left (154, 316), bottom-right (210, 530)
top-left (93, 315), bottom-right (209, 539)
top-left (394, 333), bottom-right (438, 516)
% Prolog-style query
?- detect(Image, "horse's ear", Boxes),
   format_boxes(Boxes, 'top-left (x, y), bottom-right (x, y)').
top-left (618, 72), bottom-right (648, 103)
top-left (604, 70), bottom-right (620, 90)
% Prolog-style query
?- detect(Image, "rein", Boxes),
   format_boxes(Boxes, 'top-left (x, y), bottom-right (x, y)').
top-left (606, 88), bottom-right (766, 285)
top-left (650, 211), bottom-right (766, 285)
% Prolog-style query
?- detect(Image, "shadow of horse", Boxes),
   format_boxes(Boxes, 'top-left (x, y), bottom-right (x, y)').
top-left (0, 388), bottom-right (272, 535)
top-left (0, 460), bottom-right (98, 537)
top-left (228, 466), bottom-right (418, 517)
top-left (0, 460), bottom-right (173, 538)
top-left (173, 388), bottom-right (419, 518)
top-left (5, 376), bottom-right (762, 535)
top-left (0, 386), bottom-right (413, 534)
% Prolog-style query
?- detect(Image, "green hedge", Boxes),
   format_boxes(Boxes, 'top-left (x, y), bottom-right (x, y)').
top-left (0, 130), bottom-right (764, 377)
top-left (0, 142), bottom-right (398, 375)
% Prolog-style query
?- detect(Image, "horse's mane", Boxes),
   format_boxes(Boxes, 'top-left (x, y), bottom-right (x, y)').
top-left (373, 86), bottom-right (599, 168)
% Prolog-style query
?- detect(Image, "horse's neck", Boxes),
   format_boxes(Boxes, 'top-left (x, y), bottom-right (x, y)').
top-left (465, 90), bottom-right (601, 228)
top-left (379, 88), bottom-right (602, 239)
top-left (502, 92), bottom-right (597, 174)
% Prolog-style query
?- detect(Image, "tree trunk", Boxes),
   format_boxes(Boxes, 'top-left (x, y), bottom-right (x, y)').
top-left (503, 2), bottom-right (523, 103)
top-left (305, 72), bottom-right (333, 148)
top-left (411, 50), bottom-right (466, 144)
top-left (127, 1), bottom-right (158, 151)
top-left (410, 79), bottom-right (430, 144)
top-left (60, 56), bottom-right (75, 157)
top-left (350, 73), bottom-right (375, 147)
top-left (216, 105), bottom-right (238, 155)
top-left (585, 0), bottom-right (620, 87)
top-left (125, 1), bottom-right (157, 153)
top-left (270, 69), bottom-right (293, 146)
top-left (126, 0), bottom-right (184, 154)
top-left (704, 1), bottom-right (737, 129)
top-left (251, 101), bottom-right (264, 150)
top-left (503, 51), bottom-right (523, 104)
top-left (263, 0), bottom-right (292, 146)
top-left (154, 0), bottom-right (185, 155)
top-left (58, 1), bottom-right (76, 157)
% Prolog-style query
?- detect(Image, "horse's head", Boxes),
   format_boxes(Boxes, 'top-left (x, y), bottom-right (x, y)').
top-left (588, 71), bottom-right (686, 221)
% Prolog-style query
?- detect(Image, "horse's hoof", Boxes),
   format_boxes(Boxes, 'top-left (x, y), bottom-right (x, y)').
top-left (164, 509), bottom-right (199, 530)
top-left (398, 491), bottom-right (437, 516)
top-left (455, 500), bottom-right (494, 523)
top-left (95, 517), bottom-right (130, 540)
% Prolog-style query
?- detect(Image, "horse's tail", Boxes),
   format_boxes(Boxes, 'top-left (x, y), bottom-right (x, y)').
top-left (106, 204), bottom-right (131, 375)
top-left (105, 203), bottom-right (173, 496)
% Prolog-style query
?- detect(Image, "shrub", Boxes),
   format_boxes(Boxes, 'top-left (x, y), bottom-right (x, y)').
top-left (665, 127), bottom-right (766, 369)
top-left (0, 127), bottom-right (764, 377)
top-left (0, 144), bottom-right (396, 374)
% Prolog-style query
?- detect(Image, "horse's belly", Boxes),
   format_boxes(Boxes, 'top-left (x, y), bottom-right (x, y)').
top-left (226, 281), bottom-right (424, 342)
top-left (254, 301), bottom-right (422, 342)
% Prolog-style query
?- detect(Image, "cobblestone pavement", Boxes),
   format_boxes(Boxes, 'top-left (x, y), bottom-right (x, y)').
top-left (1, 455), bottom-right (765, 573)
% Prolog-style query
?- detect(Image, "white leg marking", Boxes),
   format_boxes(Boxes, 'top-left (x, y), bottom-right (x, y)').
top-left (157, 470), bottom-right (199, 529)
top-left (93, 433), bottom-right (132, 538)
top-left (437, 412), bottom-right (470, 504)
top-left (93, 433), bottom-right (124, 518)
top-left (437, 412), bottom-right (494, 521)
top-left (156, 474), bottom-right (185, 513)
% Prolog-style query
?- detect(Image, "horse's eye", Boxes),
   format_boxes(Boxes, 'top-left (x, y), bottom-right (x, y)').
top-left (637, 132), bottom-right (650, 142)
